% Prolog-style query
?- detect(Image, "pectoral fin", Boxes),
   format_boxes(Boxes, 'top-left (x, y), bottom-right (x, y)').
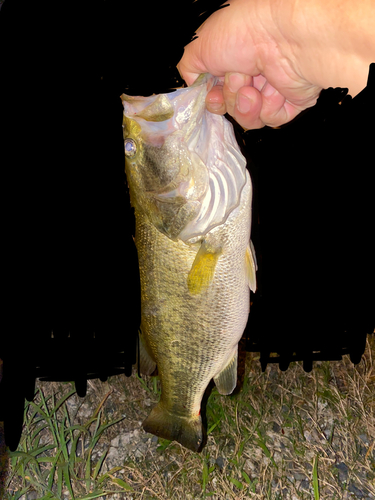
top-left (187, 241), bottom-right (222, 295)
top-left (213, 348), bottom-right (238, 395)
top-left (246, 240), bottom-right (257, 293)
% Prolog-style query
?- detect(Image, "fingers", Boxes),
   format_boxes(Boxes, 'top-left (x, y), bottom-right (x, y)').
top-left (205, 72), bottom-right (264, 128)
top-left (259, 84), bottom-right (299, 127)
top-left (181, 65), bottom-right (312, 129)
top-left (205, 72), bottom-right (306, 129)
top-left (223, 73), bottom-right (264, 129)
top-left (206, 80), bottom-right (226, 114)
top-left (177, 41), bottom-right (207, 87)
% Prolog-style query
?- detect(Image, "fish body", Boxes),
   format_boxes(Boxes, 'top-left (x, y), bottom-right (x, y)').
top-left (121, 74), bottom-right (256, 452)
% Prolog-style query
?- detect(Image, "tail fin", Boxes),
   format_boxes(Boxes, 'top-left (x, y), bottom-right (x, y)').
top-left (143, 403), bottom-right (204, 452)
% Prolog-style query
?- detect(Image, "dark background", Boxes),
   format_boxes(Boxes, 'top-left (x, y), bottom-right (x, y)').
top-left (0, 0), bottom-right (227, 365)
top-left (243, 81), bottom-right (374, 369)
top-left (0, 0), bottom-right (374, 452)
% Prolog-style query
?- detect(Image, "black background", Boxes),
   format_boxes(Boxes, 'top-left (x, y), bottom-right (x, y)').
top-left (243, 81), bottom-right (374, 369)
top-left (0, 0), bottom-right (374, 452)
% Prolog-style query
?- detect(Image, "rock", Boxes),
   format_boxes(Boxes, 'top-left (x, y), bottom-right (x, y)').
top-left (102, 429), bottom-right (148, 471)
top-left (348, 482), bottom-right (367, 498)
top-left (336, 462), bottom-right (349, 482)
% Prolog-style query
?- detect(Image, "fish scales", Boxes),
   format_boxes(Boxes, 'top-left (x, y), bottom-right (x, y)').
top-left (136, 179), bottom-right (251, 402)
top-left (121, 74), bottom-right (256, 452)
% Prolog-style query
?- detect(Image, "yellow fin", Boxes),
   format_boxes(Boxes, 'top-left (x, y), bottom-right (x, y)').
top-left (213, 348), bottom-right (238, 395)
top-left (187, 242), bottom-right (221, 295)
top-left (246, 241), bottom-right (257, 292)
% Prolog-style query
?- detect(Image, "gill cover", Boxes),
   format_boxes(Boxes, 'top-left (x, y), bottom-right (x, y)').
top-left (121, 74), bottom-right (247, 243)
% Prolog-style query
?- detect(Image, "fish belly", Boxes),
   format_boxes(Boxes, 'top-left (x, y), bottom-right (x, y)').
top-left (136, 172), bottom-right (252, 451)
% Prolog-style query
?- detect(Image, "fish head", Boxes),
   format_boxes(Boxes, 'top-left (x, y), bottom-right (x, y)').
top-left (121, 74), bottom-right (247, 242)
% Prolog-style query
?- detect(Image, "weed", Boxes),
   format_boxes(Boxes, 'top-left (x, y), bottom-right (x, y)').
top-left (5, 336), bottom-right (375, 499)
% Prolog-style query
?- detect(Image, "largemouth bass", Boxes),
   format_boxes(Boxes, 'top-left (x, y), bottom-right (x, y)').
top-left (121, 74), bottom-right (256, 452)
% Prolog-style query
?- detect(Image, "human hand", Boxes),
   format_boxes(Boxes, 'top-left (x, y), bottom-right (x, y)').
top-left (177, 0), bottom-right (371, 129)
top-left (197, 71), bottom-right (321, 130)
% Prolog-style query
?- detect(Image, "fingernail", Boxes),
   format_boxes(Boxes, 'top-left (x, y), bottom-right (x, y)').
top-left (225, 72), bottom-right (247, 93)
top-left (207, 102), bottom-right (225, 112)
top-left (236, 93), bottom-right (252, 114)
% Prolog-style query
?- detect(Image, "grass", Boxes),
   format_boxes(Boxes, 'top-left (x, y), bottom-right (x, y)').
top-left (4, 387), bottom-right (132, 499)
top-left (3, 335), bottom-right (375, 499)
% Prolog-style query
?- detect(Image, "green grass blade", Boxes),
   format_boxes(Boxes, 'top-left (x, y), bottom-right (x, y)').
top-left (48, 449), bottom-right (62, 492)
top-left (68, 425), bottom-right (88, 466)
top-left (89, 416), bottom-right (125, 452)
top-left (207, 418), bottom-right (221, 435)
top-left (63, 463), bottom-right (74, 499)
top-left (29, 423), bottom-right (51, 444)
top-left (241, 470), bottom-right (251, 484)
top-left (85, 449), bottom-right (93, 492)
top-left (240, 401), bottom-right (261, 419)
top-left (313, 455), bottom-right (320, 500)
top-left (135, 374), bottom-right (154, 394)
top-left (255, 430), bottom-right (278, 470)
top-left (37, 457), bottom-right (57, 464)
top-left (8, 450), bottom-right (41, 474)
top-left (5, 486), bottom-right (32, 500)
top-left (229, 477), bottom-right (243, 490)
top-left (76, 491), bottom-right (108, 500)
top-left (56, 465), bottom-right (63, 498)
top-left (50, 388), bottom-right (77, 417)
top-left (28, 400), bottom-right (49, 421)
top-left (106, 474), bottom-right (133, 491)
top-left (92, 448), bottom-right (109, 481)
top-left (202, 458), bottom-right (209, 492)
top-left (36, 391), bottom-right (59, 447)
top-left (69, 424), bottom-right (88, 433)
top-left (59, 416), bottom-right (70, 462)
top-left (97, 467), bottom-right (125, 485)
top-left (29, 444), bottom-right (57, 457)
top-left (92, 411), bottom-right (102, 441)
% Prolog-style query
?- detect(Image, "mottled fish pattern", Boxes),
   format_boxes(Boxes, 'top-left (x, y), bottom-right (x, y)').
top-left (121, 74), bottom-right (256, 451)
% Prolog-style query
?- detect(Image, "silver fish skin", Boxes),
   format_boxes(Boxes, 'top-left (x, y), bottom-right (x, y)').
top-left (121, 74), bottom-right (256, 452)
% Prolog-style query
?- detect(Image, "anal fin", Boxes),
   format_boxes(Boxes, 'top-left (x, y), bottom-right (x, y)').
top-left (213, 348), bottom-right (238, 395)
top-left (137, 332), bottom-right (157, 376)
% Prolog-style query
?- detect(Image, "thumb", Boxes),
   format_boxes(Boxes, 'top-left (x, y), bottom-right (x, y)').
top-left (177, 41), bottom-right (208, 86)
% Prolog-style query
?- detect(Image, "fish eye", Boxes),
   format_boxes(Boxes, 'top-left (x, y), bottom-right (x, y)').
top-left (124, 138), bottom-right (137, 157)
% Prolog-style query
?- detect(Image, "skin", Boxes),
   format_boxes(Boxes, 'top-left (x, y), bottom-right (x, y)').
top-left (177, 0), bottom-right (375, 129)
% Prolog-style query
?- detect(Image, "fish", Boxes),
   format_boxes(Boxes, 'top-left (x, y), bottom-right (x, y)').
top-left (121, 74), bottom-right (257, 452)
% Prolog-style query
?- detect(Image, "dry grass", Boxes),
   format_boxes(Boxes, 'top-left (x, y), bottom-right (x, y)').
top-left (4, 335), bottom-right (375, 499)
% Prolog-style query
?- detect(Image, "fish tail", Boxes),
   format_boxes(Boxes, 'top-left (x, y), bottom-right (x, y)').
top-left (143, 403), bottom-right (204, 452)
